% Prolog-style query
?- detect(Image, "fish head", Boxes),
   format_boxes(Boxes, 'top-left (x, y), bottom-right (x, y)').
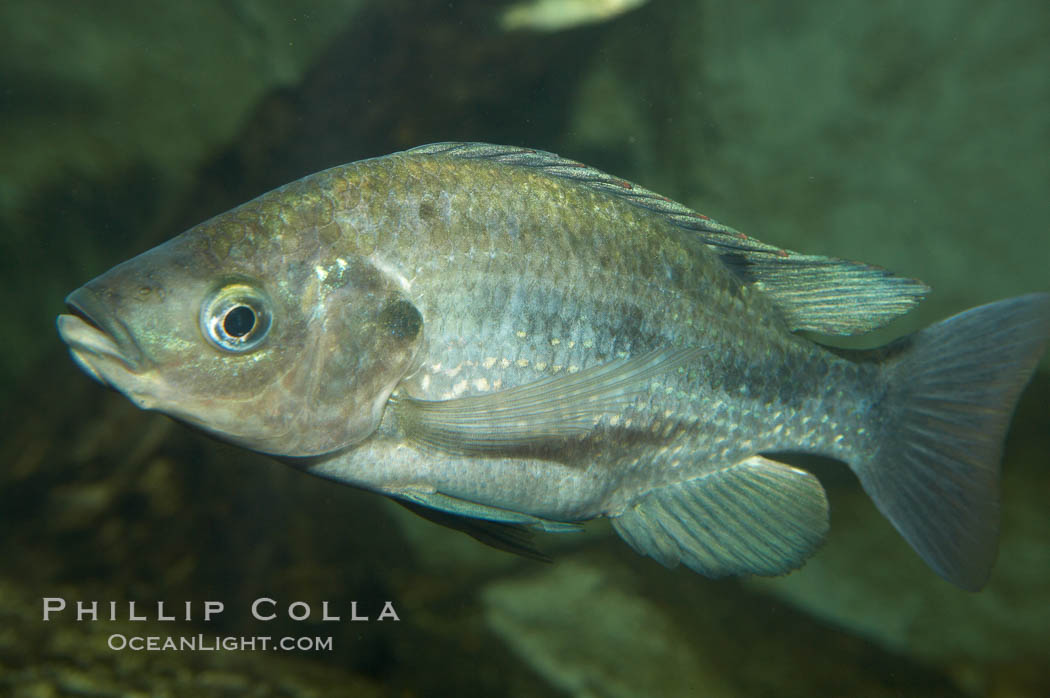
top-left (56, 219), bottom-right (424, 458)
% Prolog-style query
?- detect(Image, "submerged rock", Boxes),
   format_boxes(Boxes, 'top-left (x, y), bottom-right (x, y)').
top-left (484, 560), bottom-right (737, 698)
top-left (482, 555), bottom-right (968, 697)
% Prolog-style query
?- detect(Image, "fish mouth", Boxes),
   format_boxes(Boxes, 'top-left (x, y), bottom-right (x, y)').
top-left (57, 287), bottom-right (146, 386)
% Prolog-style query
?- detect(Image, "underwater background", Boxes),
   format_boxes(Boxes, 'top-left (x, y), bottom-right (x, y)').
top-left (2, 1), bottom-right (1048, 695)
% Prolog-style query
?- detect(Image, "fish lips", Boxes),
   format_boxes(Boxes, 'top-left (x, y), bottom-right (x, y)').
top-left (57, 286), bottom-right (147, 388)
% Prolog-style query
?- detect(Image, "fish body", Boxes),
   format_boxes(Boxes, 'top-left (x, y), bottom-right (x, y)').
top-left (58, 143), bottom-right (1050, 590)
top-left (500, 0), bottom-right (650, 32)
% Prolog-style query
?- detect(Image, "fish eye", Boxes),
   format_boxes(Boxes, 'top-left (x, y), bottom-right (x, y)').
top-left (200, 283), bottom-right (272, 353)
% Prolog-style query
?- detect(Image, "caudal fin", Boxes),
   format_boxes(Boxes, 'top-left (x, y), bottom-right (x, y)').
top-left (854, 293), bottom-right (1050, 591)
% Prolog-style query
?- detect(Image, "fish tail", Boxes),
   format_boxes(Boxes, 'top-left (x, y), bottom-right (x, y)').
top-left (853, 293), bottom-right (1050, 591)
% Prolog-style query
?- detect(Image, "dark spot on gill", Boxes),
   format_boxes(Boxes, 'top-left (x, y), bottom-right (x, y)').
top-left (381, 299), bottom-right (422, 341)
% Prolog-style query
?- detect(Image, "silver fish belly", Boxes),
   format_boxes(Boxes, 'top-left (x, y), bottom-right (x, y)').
top-left (57, 142), bottom-right (1050, 590)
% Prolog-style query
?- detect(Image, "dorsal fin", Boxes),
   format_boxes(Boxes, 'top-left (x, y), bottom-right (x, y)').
top-left (404, 142), bottom-right (929, 335)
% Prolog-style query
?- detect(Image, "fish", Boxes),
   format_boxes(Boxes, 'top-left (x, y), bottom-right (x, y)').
top-left (57, 142), bottom-right (1050, 591)
top-left (500, 0), bottom-right (650, 32)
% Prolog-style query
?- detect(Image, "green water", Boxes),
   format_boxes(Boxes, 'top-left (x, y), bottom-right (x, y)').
top-left (2, 1), bottom-right (1047, 695)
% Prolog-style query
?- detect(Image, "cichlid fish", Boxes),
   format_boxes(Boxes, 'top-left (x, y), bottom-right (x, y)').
top-left (500, 0), bottom-right (650, 32)
top-left (57, 142), bottom-right (1050, 590)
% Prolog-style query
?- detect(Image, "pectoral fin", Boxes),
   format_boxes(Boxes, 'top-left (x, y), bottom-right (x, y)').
top-left (393, 347), bottom-right (701, 456)
top-left (611, 455), bottom-right (829, 577)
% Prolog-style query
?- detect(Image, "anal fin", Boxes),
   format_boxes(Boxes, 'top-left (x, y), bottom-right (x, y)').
top-left (611, 455), bottom-right (829, 577)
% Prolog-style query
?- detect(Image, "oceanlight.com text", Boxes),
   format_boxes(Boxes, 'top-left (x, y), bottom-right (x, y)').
top-left (107, 633), bottom-right (334, 652)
